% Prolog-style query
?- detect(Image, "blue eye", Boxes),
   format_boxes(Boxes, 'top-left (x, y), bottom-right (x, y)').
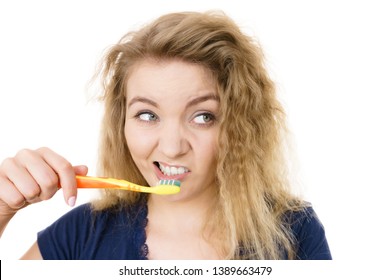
top-left (136, 112), bottom-right (158, 122)
top-left (193, 113), bottom-right (215, 125)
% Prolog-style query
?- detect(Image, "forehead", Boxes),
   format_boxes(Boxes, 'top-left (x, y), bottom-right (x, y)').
top-left (125, 59), bottom-right (217, 100)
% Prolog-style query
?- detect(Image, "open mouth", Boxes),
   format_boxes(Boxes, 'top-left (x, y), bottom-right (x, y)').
top-left (153, 161), bottom-right (190, 177)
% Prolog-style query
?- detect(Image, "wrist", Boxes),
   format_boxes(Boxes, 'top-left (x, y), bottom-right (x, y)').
top-left (0, 211), bottom-right (17, 238)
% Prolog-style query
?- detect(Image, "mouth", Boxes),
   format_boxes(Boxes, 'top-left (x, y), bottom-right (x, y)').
top-left (153, 161), bottom-right (191, 180)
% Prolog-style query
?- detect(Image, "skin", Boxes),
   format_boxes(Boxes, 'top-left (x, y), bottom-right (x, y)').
top-left (0, 59), bottom-right (221, 260)
top-left (125, 59), bottom-right (221, 259)
top-left (0, 147), bottom-right (88, 259)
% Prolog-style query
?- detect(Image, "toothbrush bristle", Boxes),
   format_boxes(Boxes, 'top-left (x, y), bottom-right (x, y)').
top-left (158, 179), bottom-right (181, 187)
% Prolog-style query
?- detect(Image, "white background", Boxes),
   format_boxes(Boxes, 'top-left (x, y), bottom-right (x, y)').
top-left (0, 0), bottom-right (389, 270)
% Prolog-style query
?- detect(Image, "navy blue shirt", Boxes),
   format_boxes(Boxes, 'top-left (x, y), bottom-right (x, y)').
top-left (37, 200), bottom-right (331, 260)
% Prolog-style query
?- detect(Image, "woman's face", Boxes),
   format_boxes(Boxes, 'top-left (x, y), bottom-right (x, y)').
top-left (124, 59), bottom-right (219, 201)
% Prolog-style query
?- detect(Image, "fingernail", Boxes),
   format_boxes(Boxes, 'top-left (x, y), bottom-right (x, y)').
top-left (68, 196), bottom-right (76, 207)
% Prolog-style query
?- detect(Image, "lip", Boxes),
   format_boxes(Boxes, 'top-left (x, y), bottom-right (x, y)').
top-left (153, 162), bottom-right (191, 181)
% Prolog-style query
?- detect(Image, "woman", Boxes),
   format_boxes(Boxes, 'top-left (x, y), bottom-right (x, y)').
top-left (0, 11), bottom-right (331, 259)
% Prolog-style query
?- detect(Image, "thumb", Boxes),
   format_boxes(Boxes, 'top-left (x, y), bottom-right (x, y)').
top-left (64, 165), bottom-right (88, 207)
top-left (59, 165), bottom-right (89, 207)
top-left (73, 165), bottom-right (88, 176)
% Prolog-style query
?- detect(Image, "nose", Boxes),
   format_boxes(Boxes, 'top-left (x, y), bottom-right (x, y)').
top-left (157, 121), bottom-right (190, 159)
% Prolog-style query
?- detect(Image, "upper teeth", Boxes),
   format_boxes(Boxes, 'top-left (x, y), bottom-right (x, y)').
top-left (158, 163), bottom-right (189, 176)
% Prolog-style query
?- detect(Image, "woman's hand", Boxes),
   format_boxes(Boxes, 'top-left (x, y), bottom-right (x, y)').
top-left (0, 147), bottom-right (88, 216)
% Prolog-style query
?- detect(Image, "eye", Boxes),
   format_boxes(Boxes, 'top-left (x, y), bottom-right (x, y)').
top-left (192, 113), bottom-right (215, 125)
top-left (136, 111), bottom-right (158, 122)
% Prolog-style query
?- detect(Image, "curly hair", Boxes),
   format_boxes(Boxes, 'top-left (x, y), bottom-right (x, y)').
top-left (93, 11), bottom-right (305, 259)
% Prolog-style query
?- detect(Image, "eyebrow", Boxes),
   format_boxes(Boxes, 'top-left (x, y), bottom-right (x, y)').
top-left (127, 97), bottom-right (159, 109)
top-left (127, 94), bottom-right (219, 110)
top-left (185, 94), bottom-right (219, 109)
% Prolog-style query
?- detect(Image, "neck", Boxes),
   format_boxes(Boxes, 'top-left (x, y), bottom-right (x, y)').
top-left (147, 187), bottom-right (217, 232)
top-left (145, 187), bottom-right (223, 259)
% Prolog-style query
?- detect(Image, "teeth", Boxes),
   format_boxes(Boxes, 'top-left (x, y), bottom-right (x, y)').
top-left (158, 162), bottom-right (188, 176)
top-left (178, 167), bottom-right (185, 174)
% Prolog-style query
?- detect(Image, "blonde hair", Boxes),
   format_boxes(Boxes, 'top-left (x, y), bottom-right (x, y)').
top-left (93, 11), bottom-right (305, 259)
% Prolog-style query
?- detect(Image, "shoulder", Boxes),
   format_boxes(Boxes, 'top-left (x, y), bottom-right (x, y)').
top-left (38, 200), bottom-right (147, 259)
top-left (286, 205), bottom-right (332, 260)
top-left (46, 200), bottom-right (149, 232)
top-left (50, 200), bottom-right (146, 227)
top-left (38, 203), bottom-right (95, 236)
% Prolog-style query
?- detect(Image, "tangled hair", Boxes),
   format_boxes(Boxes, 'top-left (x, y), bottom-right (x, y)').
top-left (93, 11), bottom-right (305, 259)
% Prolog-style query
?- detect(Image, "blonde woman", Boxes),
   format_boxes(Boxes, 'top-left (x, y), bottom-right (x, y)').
top-left (0, 11), bottom-right (331, 259)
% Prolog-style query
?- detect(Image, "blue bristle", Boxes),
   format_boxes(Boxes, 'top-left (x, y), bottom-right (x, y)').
top-left (160, 179), bottom-right (181, 187)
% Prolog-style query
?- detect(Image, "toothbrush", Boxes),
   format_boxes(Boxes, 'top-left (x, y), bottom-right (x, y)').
top-left (75, 175), bottom-right (181, 195)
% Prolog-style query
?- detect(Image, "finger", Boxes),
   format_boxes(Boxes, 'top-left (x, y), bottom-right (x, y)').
top-left (15, 149), bottom-right (60, 201)
top-left (1, 157), bottom-right (41, 202)
top-left (0, 176), bottom-right (28, 210)
top-left (73, 165), bottom-right (88, 176)
top-left (36, 147), bottom-right (77, 206)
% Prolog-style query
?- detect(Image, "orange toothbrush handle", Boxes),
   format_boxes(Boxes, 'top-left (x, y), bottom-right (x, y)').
top-left (75, 176), bottom-right (115, 189)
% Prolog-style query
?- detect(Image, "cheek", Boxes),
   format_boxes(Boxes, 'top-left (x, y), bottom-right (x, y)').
top-left (124, 124), bottom-right (156, 161)
top-left (194, 131), bottom-right (218, 171)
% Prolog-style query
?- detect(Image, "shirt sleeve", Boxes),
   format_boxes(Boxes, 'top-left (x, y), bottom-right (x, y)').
top-left (291, 206), bottom-right (332, 260)
top-left (37, 203), bottom-right (93, 260)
